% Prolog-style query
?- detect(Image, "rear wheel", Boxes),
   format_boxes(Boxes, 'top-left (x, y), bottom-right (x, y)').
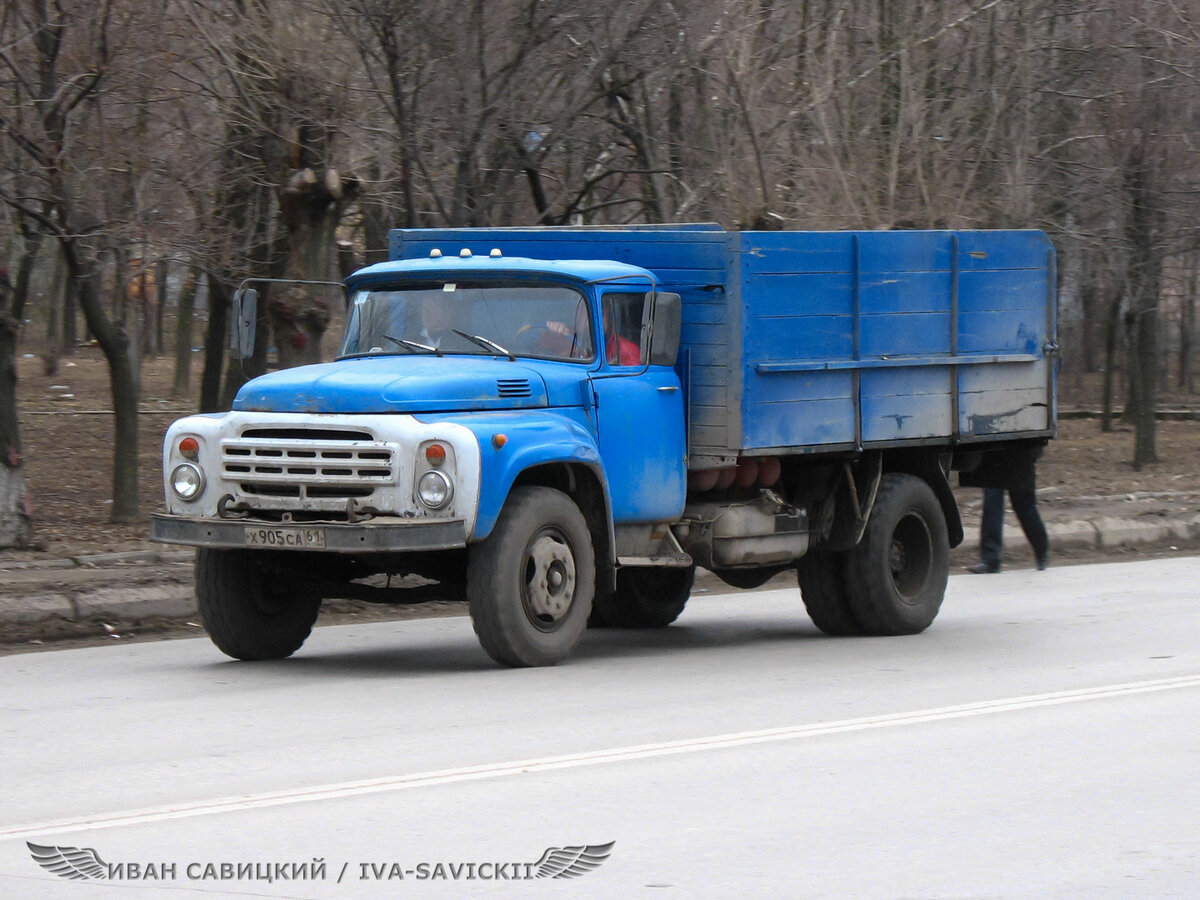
top-left (196, 548), bottom-right (322, 660)
top-left (712, 566), bottom-right (786, 590)
top-left (843, 473), bottom-right (948, 635)
top-left (796, 550), bottom-right (864, 635)
top-left (591, 565), bottom-right (695, 628)
top-left (467, 487), bottom-right (595, 666)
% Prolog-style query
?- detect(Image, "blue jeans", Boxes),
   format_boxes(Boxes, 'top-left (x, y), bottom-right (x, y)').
top-left (980, 487), bottom-right (1050, 568)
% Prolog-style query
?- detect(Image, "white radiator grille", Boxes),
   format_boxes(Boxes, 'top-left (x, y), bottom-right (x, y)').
top-left (222, 431), bottom-right (396, 499)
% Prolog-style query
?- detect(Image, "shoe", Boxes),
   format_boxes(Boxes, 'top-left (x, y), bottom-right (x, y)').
top-left (1036, 556), bottom-right (1049, 571)
top-left (967, 562), bottom-right (1000, 574)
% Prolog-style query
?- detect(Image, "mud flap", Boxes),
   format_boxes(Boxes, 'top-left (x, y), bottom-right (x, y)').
top-left (921, 455), bottom-right (964, 549)
top-left (823, 452), bottom-right (883, 553)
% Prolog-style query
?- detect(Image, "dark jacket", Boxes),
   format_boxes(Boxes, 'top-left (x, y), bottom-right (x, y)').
top-left (958, 442), bottom-right (1044, 493)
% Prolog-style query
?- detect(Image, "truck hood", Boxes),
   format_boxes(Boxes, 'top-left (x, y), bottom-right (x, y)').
top-left (233, 356), bottom-right (551, 414)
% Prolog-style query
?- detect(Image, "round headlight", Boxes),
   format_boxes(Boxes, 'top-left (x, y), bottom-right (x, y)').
top-left (171, 463), bottom-right (206, 501)
top-left (417, 470), bottom-right (453, 509)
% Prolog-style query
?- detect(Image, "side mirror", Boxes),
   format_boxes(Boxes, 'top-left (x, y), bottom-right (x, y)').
top-left (230, 288), bottom-right (258, 360)
top-left (647, 292), bottom-right (681, 366)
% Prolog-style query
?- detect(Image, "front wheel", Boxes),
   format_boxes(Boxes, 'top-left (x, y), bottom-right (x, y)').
top-left (467, 487), bottom-right (595, 666)
top-left (196, 548), bottom-right (322, 660)
top-left (843, 473), bottom-right (948, 635)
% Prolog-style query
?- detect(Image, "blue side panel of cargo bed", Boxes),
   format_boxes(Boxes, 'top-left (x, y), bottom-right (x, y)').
top-left (735, 230), bottom-right (1054, 452)
top-left (732, 232), bottom-right (856, 449)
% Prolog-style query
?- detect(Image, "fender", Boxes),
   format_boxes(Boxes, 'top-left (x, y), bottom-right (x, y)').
top-left (417, 409), bottom-right (607, 540)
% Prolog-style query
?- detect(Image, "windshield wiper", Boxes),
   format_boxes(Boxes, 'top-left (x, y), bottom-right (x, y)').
top-left (452, 329), bottom-right (516, 361)
top-left (383, 334), bottom-right (444, 357)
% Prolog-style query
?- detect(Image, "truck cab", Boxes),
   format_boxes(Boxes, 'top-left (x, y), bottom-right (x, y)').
top-left (153, 250), bottom-right (689, 666)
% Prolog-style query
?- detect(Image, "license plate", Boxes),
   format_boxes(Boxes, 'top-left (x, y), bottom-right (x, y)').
top-left (243, 526), bottom-right (326, 549)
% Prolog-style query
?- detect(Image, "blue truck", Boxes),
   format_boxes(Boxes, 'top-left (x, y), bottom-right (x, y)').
top-left (151, 225), bottom-right (1057, 666)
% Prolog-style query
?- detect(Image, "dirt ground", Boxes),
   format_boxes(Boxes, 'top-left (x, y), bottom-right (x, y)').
top-left (4, 346), bottom-right (1200, 561)
top-left (8, 349), bottom-right (193, 557)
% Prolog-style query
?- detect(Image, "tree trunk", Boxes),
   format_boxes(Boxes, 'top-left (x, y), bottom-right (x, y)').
top-left (0, 278), bottom-right (33, 549)
top-left (1122, 140), bottom-right (1162, 469)
top-left (270, 168), bottom-right (355, 369)
top-left (62, 271), bottom-right (77, 351)
top-left (127, 273), bottom-right (143, 406)
top-left (155, 259), bottom-right (168, 357)
top-left (64, 241), bottom-right (141, 522)
top-left (1122, 308), bottom-right (1140, 426)
top-left (112, 248), bottom-right (127, 325)
top-left (270, 282), bottom-right (330, 370)
top-left (200, 276), bottom-right (230, 413)
top-left (0, 228), bottom-right (43, 547)
top-left (1100, 288), bottom-right (1122, 433)
top-left (1079, 278), bottom-right (1097, 374)
top-left (43, 245), bottom-right (66, 377)
top-left (171, 268), bottom-right (199, 400)
top-left (359, 184), bottom-right (392, 266)
top-left (1133, 303), bottom-right (1158, 468)
top-left (1182, 249), bottom-right (1196, 394)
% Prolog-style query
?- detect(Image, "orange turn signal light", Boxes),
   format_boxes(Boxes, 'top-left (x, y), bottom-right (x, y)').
top-left (425, 443), bottom-right (447, 466)
top-left (179, 437), bottom-right (200, 460)
top-left (492, 434), bottom-right (508, 449)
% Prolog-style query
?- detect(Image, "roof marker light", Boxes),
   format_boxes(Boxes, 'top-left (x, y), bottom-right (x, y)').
top-left (430, 248), bottom-right (442, 258)
top-left (459, 248), bottom-right (472, 258)
top-left (490, 248), bottom-right (502, 258)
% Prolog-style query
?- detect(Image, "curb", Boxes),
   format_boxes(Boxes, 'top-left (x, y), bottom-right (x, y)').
top-left (0, 550), bottom-right (194, 571)
top-left (0, 551), bottom-right (198, 629)
top-left (1, 519), bottom-right (1197, 632)
top-left (1058, 408), bottom-right (1200, 421)
top-left (1045, 519), bottom-right (1100, 551)
top-left (958, 514), bottom-right (1200, 553)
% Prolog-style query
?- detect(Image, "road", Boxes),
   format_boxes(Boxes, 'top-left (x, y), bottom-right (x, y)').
top-left (2, 557), bottom-right (1198, 899)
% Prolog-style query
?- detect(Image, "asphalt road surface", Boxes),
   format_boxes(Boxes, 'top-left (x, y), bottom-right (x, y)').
top-left (2, 557), bottom-right (1198, 899)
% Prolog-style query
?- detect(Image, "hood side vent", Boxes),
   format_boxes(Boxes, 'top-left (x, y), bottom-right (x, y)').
top-left (496, 378), bottom-right (533, 398)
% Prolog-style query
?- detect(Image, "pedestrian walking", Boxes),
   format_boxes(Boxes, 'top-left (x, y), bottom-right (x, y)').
top-left (960, 442), bottom-right (1050, 573)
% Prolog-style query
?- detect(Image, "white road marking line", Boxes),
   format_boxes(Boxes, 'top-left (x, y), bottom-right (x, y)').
top-left (4, 674), bottom-right (1199, 841)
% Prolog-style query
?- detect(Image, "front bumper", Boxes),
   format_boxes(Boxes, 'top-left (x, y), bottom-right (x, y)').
top-left (150, 514), bottom-right (468, 553)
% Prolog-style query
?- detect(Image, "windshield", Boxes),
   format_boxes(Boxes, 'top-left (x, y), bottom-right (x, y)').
top-left (339, 282), bottom-right (595, 362)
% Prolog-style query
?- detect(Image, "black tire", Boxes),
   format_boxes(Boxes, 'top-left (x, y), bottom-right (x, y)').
top-left (591, 565), bottom-right (695, 628)
top-left (843, 473), bottom-right (948, 635)
top-left (796, 550), bottom-right (864, 636)
top-left (195, 548), bottom-right (322, 660)
top-left (711, 566), bottom-right (783, 590)
top-left (467, 486), bottom-right (595, 666)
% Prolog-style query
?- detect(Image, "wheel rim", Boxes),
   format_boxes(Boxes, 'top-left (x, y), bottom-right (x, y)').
top-left (888, 511), bottom-right (933, 603)
top-left (521, 527), bottom-right (577, 631)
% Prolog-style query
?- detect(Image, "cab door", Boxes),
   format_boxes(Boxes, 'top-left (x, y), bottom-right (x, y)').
top-left (589, 290), bottom-right (686, 523)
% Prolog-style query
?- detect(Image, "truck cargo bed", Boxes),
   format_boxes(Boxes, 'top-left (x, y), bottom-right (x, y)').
top-left (390, 226), bottom-right (1057, 467)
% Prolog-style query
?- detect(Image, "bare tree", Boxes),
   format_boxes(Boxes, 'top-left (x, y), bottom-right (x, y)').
top-left (0, 220), bottom-right (39, 547)
top-left (0, 0), bottom-right (146, 523)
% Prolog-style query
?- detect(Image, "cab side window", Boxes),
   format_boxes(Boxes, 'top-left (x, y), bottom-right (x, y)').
top-left (602, 292), bottom-right (646, 366)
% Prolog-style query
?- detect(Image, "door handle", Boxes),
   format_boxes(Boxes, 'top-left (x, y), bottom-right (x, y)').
top-left (657, 385), bottom-right (679, 392)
